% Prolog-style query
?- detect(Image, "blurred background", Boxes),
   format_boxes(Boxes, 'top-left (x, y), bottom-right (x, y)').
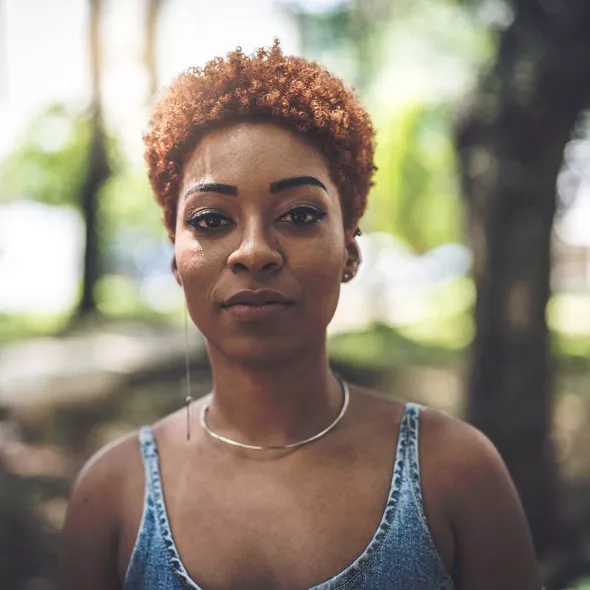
top-left (0, 0), bottom-right (589, 588)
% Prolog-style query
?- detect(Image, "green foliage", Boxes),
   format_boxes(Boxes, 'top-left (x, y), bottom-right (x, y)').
top-left (291, 0), bottom-right (394, 90)
top-left (553, 332), bottom-right (590, 375)
top-left (366, 104), bottom-right (463, 252)
top-left (0, 102), bottom-right (165, 285)
top-left (98, 168), bottom-right (163, 244)
top-left (1, 104), bottom-right (91, 205)
top-left (328, 322), bottom-right (461, 371)
top-left (395, 277), bottom-right (476, 348)
top-left (0, 312), bottom-right (70, 345)
top-left (0, 104), bottom-right (118, 207)
top-left (95, 274), bottom-right (171, 320)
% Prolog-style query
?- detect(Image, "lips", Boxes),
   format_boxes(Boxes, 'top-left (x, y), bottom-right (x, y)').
top-left (221, 290), bottom-right (295, 323)
top-left (222, 290), bottom-right (295, 308)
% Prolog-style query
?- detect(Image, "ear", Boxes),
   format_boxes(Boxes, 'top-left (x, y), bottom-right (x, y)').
top-left (171, 255), bottom-right (182, 286)
top-left (342, 228), bottom-right (362, 282)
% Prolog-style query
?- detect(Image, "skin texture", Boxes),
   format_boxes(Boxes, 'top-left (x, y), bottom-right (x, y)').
top-left (58, 122), bottom-right (540, 590)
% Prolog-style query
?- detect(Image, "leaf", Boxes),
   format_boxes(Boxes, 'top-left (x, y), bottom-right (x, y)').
top-left (367, 103), bottom-right (463, 252)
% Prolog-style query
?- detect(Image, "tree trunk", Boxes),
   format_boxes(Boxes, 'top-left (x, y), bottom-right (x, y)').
top-left (78, 0), bottom-right (109, 317)
top-left (456, 0), bottom-right (590, 556)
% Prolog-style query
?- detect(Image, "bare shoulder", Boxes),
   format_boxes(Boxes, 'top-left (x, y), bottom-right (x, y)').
top-left (346, 385), bottom-right (502, 488)
top-left (348, 396), bottom-right (539, 586)
top-left (419, 406), bottom-right (501, 470)
top-left (417, 406), bottom-right (517, 508)
top-left (418, 406), bottom-right (540, 589)
top-left (58, 430), bottom-right (143, 590)
top-left (68, 429), bottom-right (142, 519)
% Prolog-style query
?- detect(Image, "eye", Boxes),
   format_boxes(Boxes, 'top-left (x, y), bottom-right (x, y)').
top-left (278, 206), bottom-right (326, 226)
top-left (185, 211), bottom-right (233, 233)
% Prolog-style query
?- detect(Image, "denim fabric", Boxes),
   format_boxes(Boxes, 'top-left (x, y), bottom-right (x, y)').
top-left (124, 403), bottom-right (455, 589)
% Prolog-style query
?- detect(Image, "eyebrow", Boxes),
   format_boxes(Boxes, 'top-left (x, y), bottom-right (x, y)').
top-left (182, 176), bottom-right (327, 200)
top-left (183, 183), bottom-right (237, 199)
top-left (270, 176), bottom-right (328, 194)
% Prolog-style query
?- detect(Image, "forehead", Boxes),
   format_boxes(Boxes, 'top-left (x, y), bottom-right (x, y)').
top-left (181, 122), bottom-right (333, 187)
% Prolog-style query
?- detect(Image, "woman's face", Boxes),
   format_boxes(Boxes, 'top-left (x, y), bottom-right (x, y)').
top-left (174, 121), bottom-right (360, 363)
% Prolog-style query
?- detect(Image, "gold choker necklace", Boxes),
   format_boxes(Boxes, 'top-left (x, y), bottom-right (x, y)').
top-left (200, 375), bottom-right (350, 451)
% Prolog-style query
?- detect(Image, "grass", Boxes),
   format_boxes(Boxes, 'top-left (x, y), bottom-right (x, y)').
top-left (0, 312), bottom-right (70, 345)
top-left (328, 321), bottom-right (464, 371)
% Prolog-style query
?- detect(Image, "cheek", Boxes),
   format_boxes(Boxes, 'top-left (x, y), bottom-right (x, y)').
top-left (174, 240), bottom-right (217, 322)
top-left (296, 236), bottom-right (344, 320)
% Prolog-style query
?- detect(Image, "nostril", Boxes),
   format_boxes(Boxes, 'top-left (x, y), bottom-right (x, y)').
top-left (232, 262), bottom-right (248, 272)
top-left (228, 247), bottom-right (284, 273)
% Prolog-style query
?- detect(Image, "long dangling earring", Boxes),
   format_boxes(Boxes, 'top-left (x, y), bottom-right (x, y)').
top-left (184, 302), bottom-right (193, 441)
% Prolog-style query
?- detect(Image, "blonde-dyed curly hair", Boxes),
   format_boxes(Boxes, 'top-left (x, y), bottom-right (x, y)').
top-left (144, 40), bottom-right (376, 241)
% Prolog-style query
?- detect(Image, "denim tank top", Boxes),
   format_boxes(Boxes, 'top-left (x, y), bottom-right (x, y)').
top-left (124, 403), bottom-right (455, 589)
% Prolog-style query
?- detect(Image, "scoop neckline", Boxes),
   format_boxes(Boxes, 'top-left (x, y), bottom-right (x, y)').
top-left (142, 404), bottom-right (414, 590)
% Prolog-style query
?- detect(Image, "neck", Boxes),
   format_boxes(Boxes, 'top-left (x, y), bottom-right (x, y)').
top-left (203, 340), bottom-right (343, 448)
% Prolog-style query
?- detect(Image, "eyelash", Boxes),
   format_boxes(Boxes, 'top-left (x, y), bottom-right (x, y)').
top-left (185, 206), bottom-right (327, 234)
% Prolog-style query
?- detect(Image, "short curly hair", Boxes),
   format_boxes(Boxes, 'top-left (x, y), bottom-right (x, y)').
top-left (144, 40), bottom-right (376, 241)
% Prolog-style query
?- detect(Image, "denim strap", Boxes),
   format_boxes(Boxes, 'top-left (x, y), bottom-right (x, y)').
top-left (138, 426), bottom-right (200, 589)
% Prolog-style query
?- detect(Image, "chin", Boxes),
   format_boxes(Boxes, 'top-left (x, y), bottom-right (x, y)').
top-left (207, 330), bottom-right (323, 366)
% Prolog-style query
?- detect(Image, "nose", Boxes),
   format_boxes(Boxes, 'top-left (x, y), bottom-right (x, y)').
top-left (227, 221), bottom-right (284, 275)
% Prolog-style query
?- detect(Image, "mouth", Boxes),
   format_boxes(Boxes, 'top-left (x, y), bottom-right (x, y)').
top-left (222, 289), bottom-right (295, 308)
top-left (222, 301), bottom-right (294, 322)
top-left (220, 290), bottom-right (296, 322)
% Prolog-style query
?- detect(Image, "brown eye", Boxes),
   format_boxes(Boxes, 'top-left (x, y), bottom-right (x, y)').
top-left (291, 210), bottom-right (310, 223)
top-left (186, 212), bottom-right (233, 233)
top-left (201, 214), bottom-right (223, 228)
top-left (279, 206), bottom-right (326, 226)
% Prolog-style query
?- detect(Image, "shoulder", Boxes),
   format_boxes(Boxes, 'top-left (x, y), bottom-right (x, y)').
top-left (66, 431), bottom-right (143, 528)
top-left (58, 429), bottom-right (144, 589)
top-left (349, 394), bottom-right (506, 522)
top-left (418, 405), bottom-right (500, 469)
top-left (347, 387), bottom-right (499, 483)
top-left (417, 406), bottom-right (515, 511)
top-left (418, 407), bottom-right (539, 587)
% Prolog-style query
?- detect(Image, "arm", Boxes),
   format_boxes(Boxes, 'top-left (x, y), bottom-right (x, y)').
top-left (57, 436), bottom-right (134, 590)
top-left (447, 423), bottom-right (540, 589)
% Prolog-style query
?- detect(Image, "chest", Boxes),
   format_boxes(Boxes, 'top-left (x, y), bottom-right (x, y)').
top-left (118, 402), bottom-right (455, 589)
top-left (164, 451), bottom-right (392, 590)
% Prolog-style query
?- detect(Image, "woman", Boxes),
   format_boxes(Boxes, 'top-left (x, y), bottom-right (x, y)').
top-left (58, 42), bottom-right (539, 589)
